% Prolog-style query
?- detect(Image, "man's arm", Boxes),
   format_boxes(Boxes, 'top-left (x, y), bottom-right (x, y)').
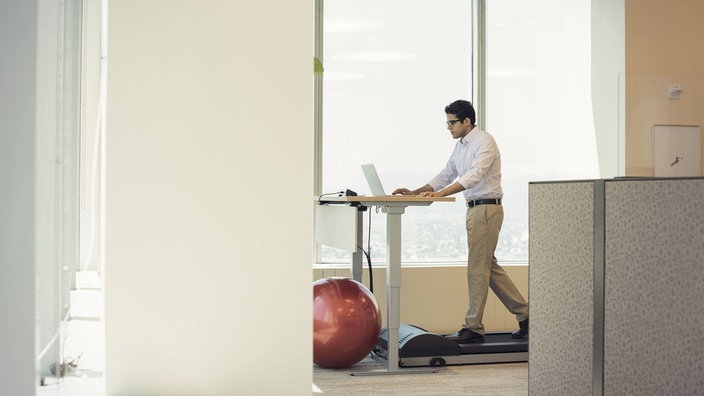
top-left (392, 184), bottom-right (434, 196)
top-left (418, 182), bottom-right (464, 198)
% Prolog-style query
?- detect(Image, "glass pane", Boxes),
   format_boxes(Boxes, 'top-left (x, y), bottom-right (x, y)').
top-left (322, 0), bottom-right (473, 263)
top-left (486, 0), bottom-right (599, 262)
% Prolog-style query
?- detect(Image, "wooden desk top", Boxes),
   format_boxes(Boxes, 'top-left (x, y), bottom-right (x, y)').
top-left (316, 195), bottom-right (455, 204)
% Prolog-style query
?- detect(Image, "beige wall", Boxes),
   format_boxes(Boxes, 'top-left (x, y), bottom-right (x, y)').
top-left (626, 0), bottom-right (704, 76)
top-left (314, 265), bottom-right (528, 334)
top-left (625, 0), bottom-right (704, 176)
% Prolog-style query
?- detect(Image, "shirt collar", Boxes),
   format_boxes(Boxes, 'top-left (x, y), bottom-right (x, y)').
top-left (459, 125), bottom-right (477, 144)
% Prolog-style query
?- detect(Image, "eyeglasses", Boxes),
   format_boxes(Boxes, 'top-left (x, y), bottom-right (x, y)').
top-left (446, 119), bottom-right (462, 127)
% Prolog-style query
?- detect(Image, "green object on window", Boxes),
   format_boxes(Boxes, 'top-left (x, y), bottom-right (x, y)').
top-left (314, 57), bottom-right (324, 75)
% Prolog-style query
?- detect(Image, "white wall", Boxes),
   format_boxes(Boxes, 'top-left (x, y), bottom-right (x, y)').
top-left (0, 1), bottom-right (38, 394)
top-left (105, 1), bottom-right (313, 395)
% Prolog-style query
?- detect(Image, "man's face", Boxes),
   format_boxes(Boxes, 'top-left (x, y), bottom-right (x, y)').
top-left (446, 113), bottom-right (471, 139)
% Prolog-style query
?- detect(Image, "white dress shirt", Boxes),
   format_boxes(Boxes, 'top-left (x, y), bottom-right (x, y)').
top-left (427, 127), bottom-right (503, 201)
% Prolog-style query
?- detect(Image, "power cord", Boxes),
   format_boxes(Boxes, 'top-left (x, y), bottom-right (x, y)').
top-left (357, 246), bottom-right (373, 294)
top-left (355, 208), bottom-right (375, 292)
top-left (318, 190), bottom-right (345, 199)
top-left (366, 208), bottom-right (373, 293)
top-left (355, 207), bottom-right (376, 293)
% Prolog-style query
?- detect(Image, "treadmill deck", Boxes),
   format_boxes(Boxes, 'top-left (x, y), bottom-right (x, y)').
top-left (374, 323), bottom-right (528, 367)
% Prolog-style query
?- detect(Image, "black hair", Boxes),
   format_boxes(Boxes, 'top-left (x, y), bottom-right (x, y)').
top-left (444, 100), bottom-right (476, 125)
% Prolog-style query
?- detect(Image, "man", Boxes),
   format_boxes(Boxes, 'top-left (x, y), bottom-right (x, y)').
top-left (392, 99), bottom-right (528, 343)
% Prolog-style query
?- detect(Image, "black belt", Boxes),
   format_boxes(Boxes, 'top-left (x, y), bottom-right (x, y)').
top-left (467, 198), bottom-right (502, 208)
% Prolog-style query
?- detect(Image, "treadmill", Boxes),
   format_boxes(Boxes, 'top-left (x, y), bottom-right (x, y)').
top-left (373, 323), bottom-right (528, 367)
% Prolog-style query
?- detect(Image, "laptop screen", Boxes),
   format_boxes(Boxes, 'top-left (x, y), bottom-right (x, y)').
top-left (361, 164), bottom-right (387, 196)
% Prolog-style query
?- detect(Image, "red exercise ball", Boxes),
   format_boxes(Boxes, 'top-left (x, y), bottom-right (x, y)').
top-left (313, 277), bottom-right (381, 368)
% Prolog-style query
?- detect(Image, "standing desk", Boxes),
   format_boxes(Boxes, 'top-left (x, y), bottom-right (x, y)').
top-left (315, 195), bottom-right (454, 375)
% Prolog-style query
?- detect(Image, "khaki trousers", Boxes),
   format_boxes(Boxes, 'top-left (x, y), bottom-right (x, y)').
top-left (464, 204), bottom-right (528, 334)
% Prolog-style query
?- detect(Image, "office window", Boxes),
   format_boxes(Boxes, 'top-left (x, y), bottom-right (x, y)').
top-left (318, 0), bottom-right (599, 265)
top-left (320, 0), bottom-right (473, 264)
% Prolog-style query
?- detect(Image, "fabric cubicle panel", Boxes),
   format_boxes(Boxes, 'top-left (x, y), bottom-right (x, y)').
top-left (529, 177), bottom-right (704, 395)
top-left (603, 179), bottom-right (704, 395)
top-left (528, 181), bottom-right (595, 395)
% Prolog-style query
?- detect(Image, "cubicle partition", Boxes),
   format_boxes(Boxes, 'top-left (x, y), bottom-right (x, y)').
top-left (529, 177), bottom-right (704, 395)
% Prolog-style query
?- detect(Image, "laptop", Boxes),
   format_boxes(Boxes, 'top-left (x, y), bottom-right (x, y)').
top-left (361, 163), bottom-right (392, 196)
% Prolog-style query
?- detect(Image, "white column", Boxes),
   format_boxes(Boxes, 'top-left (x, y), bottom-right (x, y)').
top-left (105, 1), bottom-right (314, 394)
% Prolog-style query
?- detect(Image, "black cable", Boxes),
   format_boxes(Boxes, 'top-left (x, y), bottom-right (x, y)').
top-left (361, 248), bottom-right (373, 293)
top-left (363, 209), bottom-right (378, 362)
top-left (366, 208), bottom-right (373, 293)
top-left (318, 190), bottom-right (345, 199)
top-left (354, 209), bottom-right (374, 293)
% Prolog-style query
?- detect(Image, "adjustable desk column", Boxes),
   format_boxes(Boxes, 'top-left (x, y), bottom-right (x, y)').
top-left (351, 206), bottom-right (364, 282)
top-left (382, 205), bottom-right (404, 373)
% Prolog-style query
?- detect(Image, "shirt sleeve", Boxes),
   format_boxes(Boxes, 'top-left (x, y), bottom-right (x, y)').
top-left (456, 139), bottom-right (498, 189)
top-left (427, 155), bottom-right (459, 192)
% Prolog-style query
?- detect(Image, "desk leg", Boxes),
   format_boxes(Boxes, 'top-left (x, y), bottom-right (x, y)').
top-left (351, 207), bottom-right (364, 283)
top-left (352, 206), bottom-right (434, 376)
top-left (385, 206), bottom-right (403, 372)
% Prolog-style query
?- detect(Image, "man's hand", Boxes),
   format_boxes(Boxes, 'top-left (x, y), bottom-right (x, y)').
top-left (392, 188), bottom-right (415, 195)
top-left (419, 191), bottom-right (443, 198)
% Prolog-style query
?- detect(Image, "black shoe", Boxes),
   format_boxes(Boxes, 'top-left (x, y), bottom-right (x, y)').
top-left (446, 328), bottom-right (485, 344)
top-left (511, 318), bottom-right (529, 339)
